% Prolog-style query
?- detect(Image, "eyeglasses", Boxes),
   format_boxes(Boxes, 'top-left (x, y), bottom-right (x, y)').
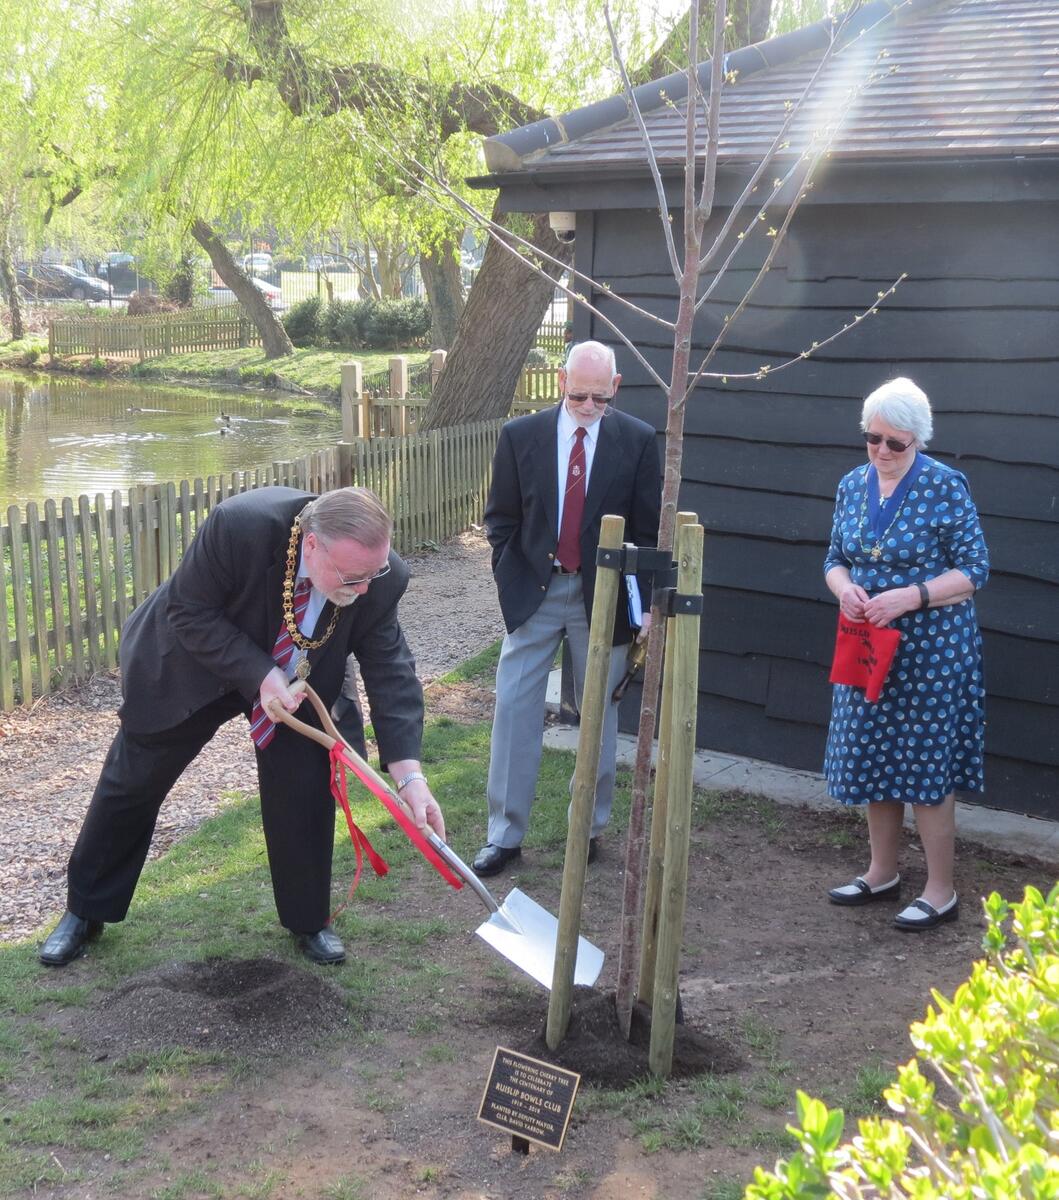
top-left (318, 539), bottom-right (391, 587)
top-left (566, 392), bottom-right (613, 408)
top-left (864, 431), bottom-right (915, 453)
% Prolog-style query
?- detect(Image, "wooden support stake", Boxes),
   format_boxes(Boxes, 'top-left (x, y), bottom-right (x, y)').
top-left (547, 514), bottom-right (625, 1050)
top-left (637, 512), bottom-right (696, 1008)
top-left (341, 362), bottom-right (362, 443)
top-left (649, 520), bottom-right (704, 1078)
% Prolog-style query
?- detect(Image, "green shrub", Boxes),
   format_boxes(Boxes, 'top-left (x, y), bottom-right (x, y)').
top-left (360, 298), bottom-right (430, 348)
top-left (525, 347), bottom-right (550, 366)
top-left (745, 884), bottom-right (1059, 1199)
top-left (282, 295), bottom-right (323, 345)
top-left (320, 298), bottom-right (369, 348)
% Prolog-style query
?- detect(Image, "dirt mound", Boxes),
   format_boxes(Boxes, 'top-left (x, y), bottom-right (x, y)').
top-left (521, 988), bottom-right (742, 1088)
top-left (73, 957), bottom-right (350, 1059)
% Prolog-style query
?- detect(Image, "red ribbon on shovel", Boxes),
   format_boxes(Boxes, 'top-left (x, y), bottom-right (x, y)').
top-left (267, 683), bottom-right (462, 918)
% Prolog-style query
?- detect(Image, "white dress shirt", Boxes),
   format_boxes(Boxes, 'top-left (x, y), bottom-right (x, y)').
top-left (556, 405), bottom-right (601, 536)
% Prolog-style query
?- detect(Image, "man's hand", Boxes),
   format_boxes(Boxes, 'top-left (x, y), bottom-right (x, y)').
top-left (388, 760), bottom-right (446, 842)
top-left (259, 667), bottom-right (305, 721)
top-left (636, 612), bottom-right (653, 643)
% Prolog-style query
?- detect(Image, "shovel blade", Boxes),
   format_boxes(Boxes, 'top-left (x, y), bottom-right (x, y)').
top-left (474, 887), bottom-right (605, 990)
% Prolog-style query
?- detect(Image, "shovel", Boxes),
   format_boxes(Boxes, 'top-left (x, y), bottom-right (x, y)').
top-left (266, 682), bottom-right (604, 990)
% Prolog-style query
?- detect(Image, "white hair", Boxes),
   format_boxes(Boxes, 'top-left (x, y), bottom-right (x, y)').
top-left (861, 377), bottom-right (933, 448)
top-left (564, 339), bottom-right (617, 380)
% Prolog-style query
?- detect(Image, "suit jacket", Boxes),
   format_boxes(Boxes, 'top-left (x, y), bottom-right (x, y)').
top-left (484, 405), bottom-right (661, 644)
top-left (118, 487), bottom-right (422, 766)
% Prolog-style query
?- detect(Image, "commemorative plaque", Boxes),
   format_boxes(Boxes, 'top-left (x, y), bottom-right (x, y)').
top-left (478, 1047), bottom-right (581, 1152)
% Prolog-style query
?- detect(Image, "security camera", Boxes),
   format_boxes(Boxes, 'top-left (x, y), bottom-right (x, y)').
top-left (549, 211), bottom-right (576, 244)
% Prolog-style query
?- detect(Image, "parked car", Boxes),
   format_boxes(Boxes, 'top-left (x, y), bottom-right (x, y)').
top-left (206, 276), bottom-right (284, 311)
top-left (95, 252), bottom-right (152, 297)
top-left (307, 253), bottom-right (352, 272)
top-left (16, 263), bottom-right (113, 302)
top-left (240, 252), bottom-right (274, 275)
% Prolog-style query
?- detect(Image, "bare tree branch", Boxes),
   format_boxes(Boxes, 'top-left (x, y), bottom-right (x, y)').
top-left (604, 3), bottom-right (682, 280)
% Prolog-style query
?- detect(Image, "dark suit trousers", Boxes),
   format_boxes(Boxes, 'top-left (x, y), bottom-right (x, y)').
top-left (67, 693), bottom-right (337, 934)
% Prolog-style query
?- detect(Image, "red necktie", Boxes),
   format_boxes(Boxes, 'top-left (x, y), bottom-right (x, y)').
top-left (249, 578), bottom-right (312, 749)
top-left (556, 427), bottom-right (587, 571)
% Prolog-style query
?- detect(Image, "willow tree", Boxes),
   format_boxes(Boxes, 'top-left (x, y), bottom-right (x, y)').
top-left (90, 0), bottom-right (682, 364)
top-left (0, 0), bottom-right (119, 340)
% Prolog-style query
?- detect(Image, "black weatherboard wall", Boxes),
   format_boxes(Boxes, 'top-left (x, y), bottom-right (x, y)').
top-left (474, 0), bottom-right (1059, 819)
top-left (585, 198), bottom-right (1059, 819)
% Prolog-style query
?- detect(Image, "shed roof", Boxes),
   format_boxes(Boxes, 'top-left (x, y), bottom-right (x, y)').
top-left (480, 0), bottom-right (1059, 179)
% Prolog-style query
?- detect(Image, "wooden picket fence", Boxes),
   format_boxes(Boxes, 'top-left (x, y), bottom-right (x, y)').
top-left (0, 420), bottom-right (504, 710)
top-left (535, 319), bottom-right (567, 354)
top-left (48, 304), bottom-right (259, 360)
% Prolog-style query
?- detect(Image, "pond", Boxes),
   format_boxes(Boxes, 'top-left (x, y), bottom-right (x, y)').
top-left (0, 370), bottom-right (343, 510)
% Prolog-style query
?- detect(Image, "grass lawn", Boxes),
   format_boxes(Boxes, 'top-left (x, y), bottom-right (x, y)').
top-left (0, 336), bottom-right (47, 367)
top-left (129, 346), bottom-right (430, 397)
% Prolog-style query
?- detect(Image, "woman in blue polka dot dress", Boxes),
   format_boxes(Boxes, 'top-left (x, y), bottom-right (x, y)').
top-left (823, 378), bottom-right (989, 931)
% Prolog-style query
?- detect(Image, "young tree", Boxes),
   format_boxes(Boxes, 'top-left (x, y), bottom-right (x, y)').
top-left (358, 0), bottom-right (908, 1038)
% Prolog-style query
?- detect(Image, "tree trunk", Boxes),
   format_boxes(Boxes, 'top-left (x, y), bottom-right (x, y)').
top-left (190, 217), bottom-right (293, 359)
top-left (0, 209), bottom-right (25, 342)
top-left (419, 237), bottom-right (465, 350)
top-left (164, 251), bottom-right (196, 308)
top-left (422, 208), bottom-right (572, 429)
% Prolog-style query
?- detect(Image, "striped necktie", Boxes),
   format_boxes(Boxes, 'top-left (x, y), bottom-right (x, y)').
top-left (249, 578), bottom-right (313, 749)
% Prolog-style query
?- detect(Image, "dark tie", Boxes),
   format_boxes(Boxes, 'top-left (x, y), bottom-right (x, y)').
top-left (556, 427), bottom-right (587, 572)
top-left (249, 578), bottom-right (313, 749)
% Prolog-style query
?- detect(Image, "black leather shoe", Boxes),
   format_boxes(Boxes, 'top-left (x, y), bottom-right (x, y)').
top-left (297, 927), bottom-right (346, 965)
top-left (587, 837), bottom-right (601, 864)
top-left (472, 843), bottom-right (522, 877)
top-left (39, 911), bottom-right (104, 967)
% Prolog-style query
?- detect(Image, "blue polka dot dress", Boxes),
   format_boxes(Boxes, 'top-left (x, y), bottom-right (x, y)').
top-left (823, 455), bottom-right (989, 806)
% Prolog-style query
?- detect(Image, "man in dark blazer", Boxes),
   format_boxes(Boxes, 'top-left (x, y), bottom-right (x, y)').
top-left (39, 486), bottom-right (444, 966)
top-left (473, 341), bottom-right (661, 876)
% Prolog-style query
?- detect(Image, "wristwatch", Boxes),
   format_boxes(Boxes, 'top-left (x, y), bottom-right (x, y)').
top-left (395, 771), bottom-right (428, 792)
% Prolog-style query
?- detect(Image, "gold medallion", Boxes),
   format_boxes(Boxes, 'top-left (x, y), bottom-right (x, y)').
top-left (871, 546), bottom-right (882, 560)
top-left (295, 658), bottom-right (312, 681)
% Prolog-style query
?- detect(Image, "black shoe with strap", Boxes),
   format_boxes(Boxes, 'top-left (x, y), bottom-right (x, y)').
top-left (39, 911), bottom-right (104, 967)
top-left (828, 875), bottom-right (901, 907)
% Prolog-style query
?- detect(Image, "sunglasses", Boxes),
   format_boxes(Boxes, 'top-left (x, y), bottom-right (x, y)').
top-left (566, 392), bottom-right (612, 408)
top-left (318, 539), bottom-right (391, 587)
top-left (864, 431), bottom-right (915, 453)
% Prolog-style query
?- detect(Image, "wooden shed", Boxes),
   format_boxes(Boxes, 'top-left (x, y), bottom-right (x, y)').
top-left (472, 0), bottom-right (1059, 819)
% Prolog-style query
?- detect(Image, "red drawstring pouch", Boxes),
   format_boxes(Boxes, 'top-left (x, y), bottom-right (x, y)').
top-left (829, 615), bottom-right (901, 703)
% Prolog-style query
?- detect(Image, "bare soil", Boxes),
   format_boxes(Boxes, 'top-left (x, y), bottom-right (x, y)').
top-left (3, 528), bottom-right (1055, 1198)
top-left (16, 771), bottom-right (1054, 1199)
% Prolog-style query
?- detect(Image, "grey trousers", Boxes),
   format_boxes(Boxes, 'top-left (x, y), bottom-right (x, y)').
top-left (487, 571), bottom-right (627, 848)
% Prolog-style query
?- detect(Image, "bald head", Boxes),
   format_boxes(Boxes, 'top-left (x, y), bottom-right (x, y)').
top-left (564, 340), bottom-right (617, 379)
top-left (559, 340), bottom-right (621, 428)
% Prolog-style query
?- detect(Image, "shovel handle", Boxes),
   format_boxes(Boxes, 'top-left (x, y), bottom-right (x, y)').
top-left (266, 682), bottom-right (501, 916)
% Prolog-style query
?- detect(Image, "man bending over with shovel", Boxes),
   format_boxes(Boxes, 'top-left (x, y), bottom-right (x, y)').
top-left (40, 486), bottom-right (445, 968)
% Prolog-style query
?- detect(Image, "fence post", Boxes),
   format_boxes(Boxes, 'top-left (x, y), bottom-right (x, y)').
top-left (48, 320), bottom-right (55, 359)
top-left (390, 355), bottom-right (409, 436)
top-left (429, 348), bottom-right (447, 391)
top-left (341, 361), bottom-right (363, 443)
